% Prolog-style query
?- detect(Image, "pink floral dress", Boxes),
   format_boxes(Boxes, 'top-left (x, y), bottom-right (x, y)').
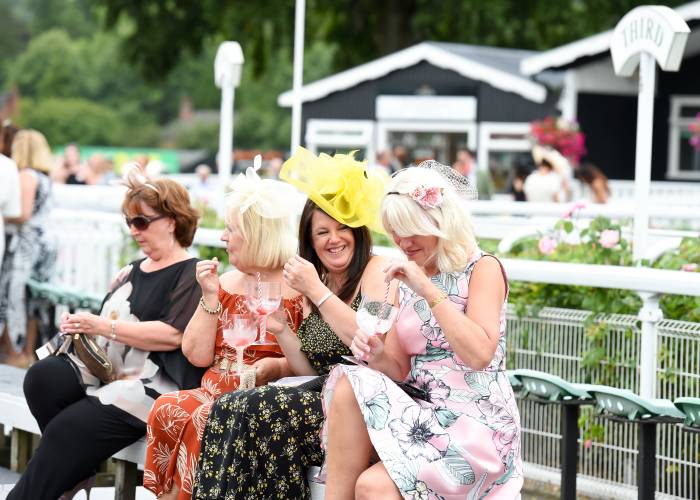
top-left (320, 252), bottom-right (523, 499)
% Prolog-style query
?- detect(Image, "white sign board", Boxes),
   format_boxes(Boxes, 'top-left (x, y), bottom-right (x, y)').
top-left (611, 6), bottom-right (689, 77)
top-left (610, 6), bottom-right (688, 401)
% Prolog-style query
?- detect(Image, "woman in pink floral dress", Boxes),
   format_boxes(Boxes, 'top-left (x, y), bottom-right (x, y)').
top-left (321, 162), bottom-right (523, 499)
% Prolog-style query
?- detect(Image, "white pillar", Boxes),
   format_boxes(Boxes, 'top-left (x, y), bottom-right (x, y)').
top-left (632, 53), bottom-right (656, 263)
top-left (638, 292), bottom-right (662, 399)
top-left (218, 83), bottom-right (234, 206)
top-left (291, 0), bottom-right (306, 152)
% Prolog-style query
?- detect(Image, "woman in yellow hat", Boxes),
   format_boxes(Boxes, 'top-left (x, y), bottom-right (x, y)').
top-left (192, 148), bottom-right (394, 499)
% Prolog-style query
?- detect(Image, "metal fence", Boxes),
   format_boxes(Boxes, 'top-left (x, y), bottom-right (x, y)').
top-left (508, 306), bottom-right (700, 499)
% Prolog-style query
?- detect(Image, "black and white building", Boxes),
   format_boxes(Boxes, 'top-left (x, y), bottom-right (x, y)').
top-left (521, 1), bottom-right (700, 182)
top-left (278, 42), bottom-right (557, 187)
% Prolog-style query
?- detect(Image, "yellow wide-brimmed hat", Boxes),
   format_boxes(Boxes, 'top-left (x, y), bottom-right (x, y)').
top-left (280, 147), bottom-right (387, 233)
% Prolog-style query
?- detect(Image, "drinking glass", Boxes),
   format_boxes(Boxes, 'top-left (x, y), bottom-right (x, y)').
top-left (246, 281), bottom-right (282, 345)
top-left (356, 295), bottom-right (398, 338)
top-left (221, 313), bottom-right (257, 375)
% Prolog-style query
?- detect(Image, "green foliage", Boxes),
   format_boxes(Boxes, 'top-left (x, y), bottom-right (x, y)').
top-left (477, 238), bottom-right (499, 255)
top-left (654, 237), bottom-right (700, 323)
top-left (173, 120), bottom-right (220, 152)
top-left (503, 211), bottom-right (699, 444)
top-left (17, 97), bottom-right (123, 146)
top-left (94, 0), bottom-right (688, 79)
top-left (10, 29), bottom-right (87, 99)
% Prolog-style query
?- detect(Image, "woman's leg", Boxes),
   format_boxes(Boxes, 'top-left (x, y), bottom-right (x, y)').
top-left (324, 375), bottom-right (374, 500)
top-left (144, 389), bottom-right (212, 500)
top-left (22, 355), bottom-right (85, 431)
top-left (355, 462), bottom-right (402, 500)
top-left (7, 395), bottom-right (146, 500)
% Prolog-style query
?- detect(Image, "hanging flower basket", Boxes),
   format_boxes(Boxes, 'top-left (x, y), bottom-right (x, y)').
top-left (530, 116), bottom-right (587, 164)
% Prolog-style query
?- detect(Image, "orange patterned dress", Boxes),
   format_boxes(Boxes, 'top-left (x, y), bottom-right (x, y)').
top-left (143, 288), bottom-right (303, 499)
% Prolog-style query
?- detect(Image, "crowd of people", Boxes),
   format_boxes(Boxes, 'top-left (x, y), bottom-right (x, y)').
top-left (0, 114), bottom-right (618, 499)
top-left (3, 144), bottom-right (527, 499)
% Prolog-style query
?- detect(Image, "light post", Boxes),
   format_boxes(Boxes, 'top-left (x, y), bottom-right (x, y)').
top-left (214, 41), bottom-right (244, 214)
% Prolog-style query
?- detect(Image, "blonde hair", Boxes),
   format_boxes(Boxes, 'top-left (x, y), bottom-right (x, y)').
top-left (225, 201), bottom-right (296, 270)
top-left (11, 130), bottom-right (53, 173)
top-left (381, 167), bottom-right (477, 272)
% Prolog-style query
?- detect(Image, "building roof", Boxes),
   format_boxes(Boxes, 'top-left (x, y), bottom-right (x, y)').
top-left (278, 41), bottom-right (548, 107)
top-left (521, 1), bottom-right (700, 75)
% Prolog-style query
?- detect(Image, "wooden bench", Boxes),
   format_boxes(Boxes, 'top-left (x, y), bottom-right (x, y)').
top-left (18, 281), bottom-right (326, 498)
top-left (0, 364), bottom-right (144, 500)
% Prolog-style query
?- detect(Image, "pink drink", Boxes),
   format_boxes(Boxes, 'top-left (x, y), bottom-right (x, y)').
top-left (223, 328), bottom-right (257, 349)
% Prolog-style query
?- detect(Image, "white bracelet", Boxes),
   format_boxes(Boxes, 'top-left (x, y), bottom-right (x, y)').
top-left (316, 291), bottom-right (334, 308)
top-left (110, 320), bottom-right (117, 341)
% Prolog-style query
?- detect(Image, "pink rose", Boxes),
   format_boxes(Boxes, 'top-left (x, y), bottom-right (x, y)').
top-left (584, 439), bottom-right (592, 450)
top-left (681, 263), bottom-right (698, 272)
top-left (410, 185), bottom-right (443, 209)
top-left (538, 235), bottom-right (557, 255)
top-left (599, 229), bottom-right (620, 249)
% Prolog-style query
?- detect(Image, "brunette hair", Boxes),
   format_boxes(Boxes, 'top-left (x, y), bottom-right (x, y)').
top-left (298, 199), bottom-right (372, 314)
top-left (122, 175), bottom-right (200, 247)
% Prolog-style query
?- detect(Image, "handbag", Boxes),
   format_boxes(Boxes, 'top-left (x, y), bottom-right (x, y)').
top-left (71, 333), bottom-right (115, 384)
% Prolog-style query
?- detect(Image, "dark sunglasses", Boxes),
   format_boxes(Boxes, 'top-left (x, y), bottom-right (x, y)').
top-left (124, 214), bottom-right (166, 230)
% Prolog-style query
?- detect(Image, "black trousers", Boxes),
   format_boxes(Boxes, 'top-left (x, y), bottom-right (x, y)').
top-left (7, 355), bottom-right (146, 500)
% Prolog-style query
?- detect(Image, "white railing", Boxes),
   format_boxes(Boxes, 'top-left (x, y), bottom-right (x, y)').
top-left (470, 200), bottom-right (700, 242)
top-left (608, 179), bottom-right (700, 204)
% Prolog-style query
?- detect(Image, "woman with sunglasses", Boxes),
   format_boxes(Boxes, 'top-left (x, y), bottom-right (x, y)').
top-left (8, 172), bottom-right (204, 500)
top-left (143, 166), bottom-right (304, 500)
top-left (192, 148), bottom-right (391, 499)
top-left (320, 163), bottom-right (523, 499)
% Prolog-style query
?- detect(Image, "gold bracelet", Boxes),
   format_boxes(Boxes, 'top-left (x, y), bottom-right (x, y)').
top-left (199, 296), bottom-right (222, 315)
top-left (428, 291), bottom-right (449, 308)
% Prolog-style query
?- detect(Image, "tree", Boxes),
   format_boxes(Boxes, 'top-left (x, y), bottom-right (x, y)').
top-left (10, 29), bottom-right (88, 99)
top-left (94, 0), bottom-right (689, 81)
top-left (17, 97), bottom-right (124, 146)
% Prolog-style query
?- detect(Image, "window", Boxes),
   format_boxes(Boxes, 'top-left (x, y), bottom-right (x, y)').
top-left (667, 96), bottom-right (700, 180)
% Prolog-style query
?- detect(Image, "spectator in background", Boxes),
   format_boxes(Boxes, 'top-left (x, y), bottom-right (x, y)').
top-left (61, 143), bottom-right (87, 185)
top-left (0, 123), bottom-right (21, 265)
top-left (84, 153), bottom-right (115, 185)
top-left (453, 147), bottom-right (494, 200)
top-left (523, 146), bottom-right (565, 202)
top-left (576, 163), bottom-right (610, 204)
top-left (509, 159), bottom-right (533, 202)
top-left (373, 150), bottom-right (393, 176)
top-left (390, 145), bottom-right (408, 172)
top-left (264, 156), bottom-right (284, 179)
top-left (0, 122), bottom-right (19, 157)
top-left (190, 163), bottom-right (219, 208)
top-left (0, 130), bottom-right (57, 367)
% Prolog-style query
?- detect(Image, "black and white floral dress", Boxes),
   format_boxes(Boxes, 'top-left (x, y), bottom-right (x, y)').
top-left (0, 168), bottom-right (57, 350)
top-left (192, 294), bottom-right (359, 499)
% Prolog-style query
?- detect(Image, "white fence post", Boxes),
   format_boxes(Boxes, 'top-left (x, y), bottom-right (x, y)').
top-left (637, 292), bottom-right (663, 399)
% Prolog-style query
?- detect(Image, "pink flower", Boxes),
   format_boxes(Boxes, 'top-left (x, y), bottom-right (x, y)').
top-left (538, 235), bottom-right (558, 255)
top-left (584, 439), bottom-right (593, 449)
top-left (681, 263), bottom-right (698, 272)
top-left (409, 186), bottom-right (443, 209)
top-left (561, 201), bottom-right (586, 219)
top-left (599, 229), bottom-right (620, 249)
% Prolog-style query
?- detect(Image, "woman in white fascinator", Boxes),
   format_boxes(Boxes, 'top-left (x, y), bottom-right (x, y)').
top-left (143, 157), bottom-right (305, 500)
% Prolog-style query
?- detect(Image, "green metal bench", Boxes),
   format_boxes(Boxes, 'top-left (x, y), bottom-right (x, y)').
top-left (586, 386), bottom-right (685, 500)
top-left (673, 397), bottom-right (700, 434)
top-left (26, 279), bottom-right (103, 313)
top-left (511, 369), bottom-right (594, 500)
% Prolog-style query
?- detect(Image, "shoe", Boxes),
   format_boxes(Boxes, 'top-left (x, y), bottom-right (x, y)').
top-left (59, 475), bottom-right (95, 500)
